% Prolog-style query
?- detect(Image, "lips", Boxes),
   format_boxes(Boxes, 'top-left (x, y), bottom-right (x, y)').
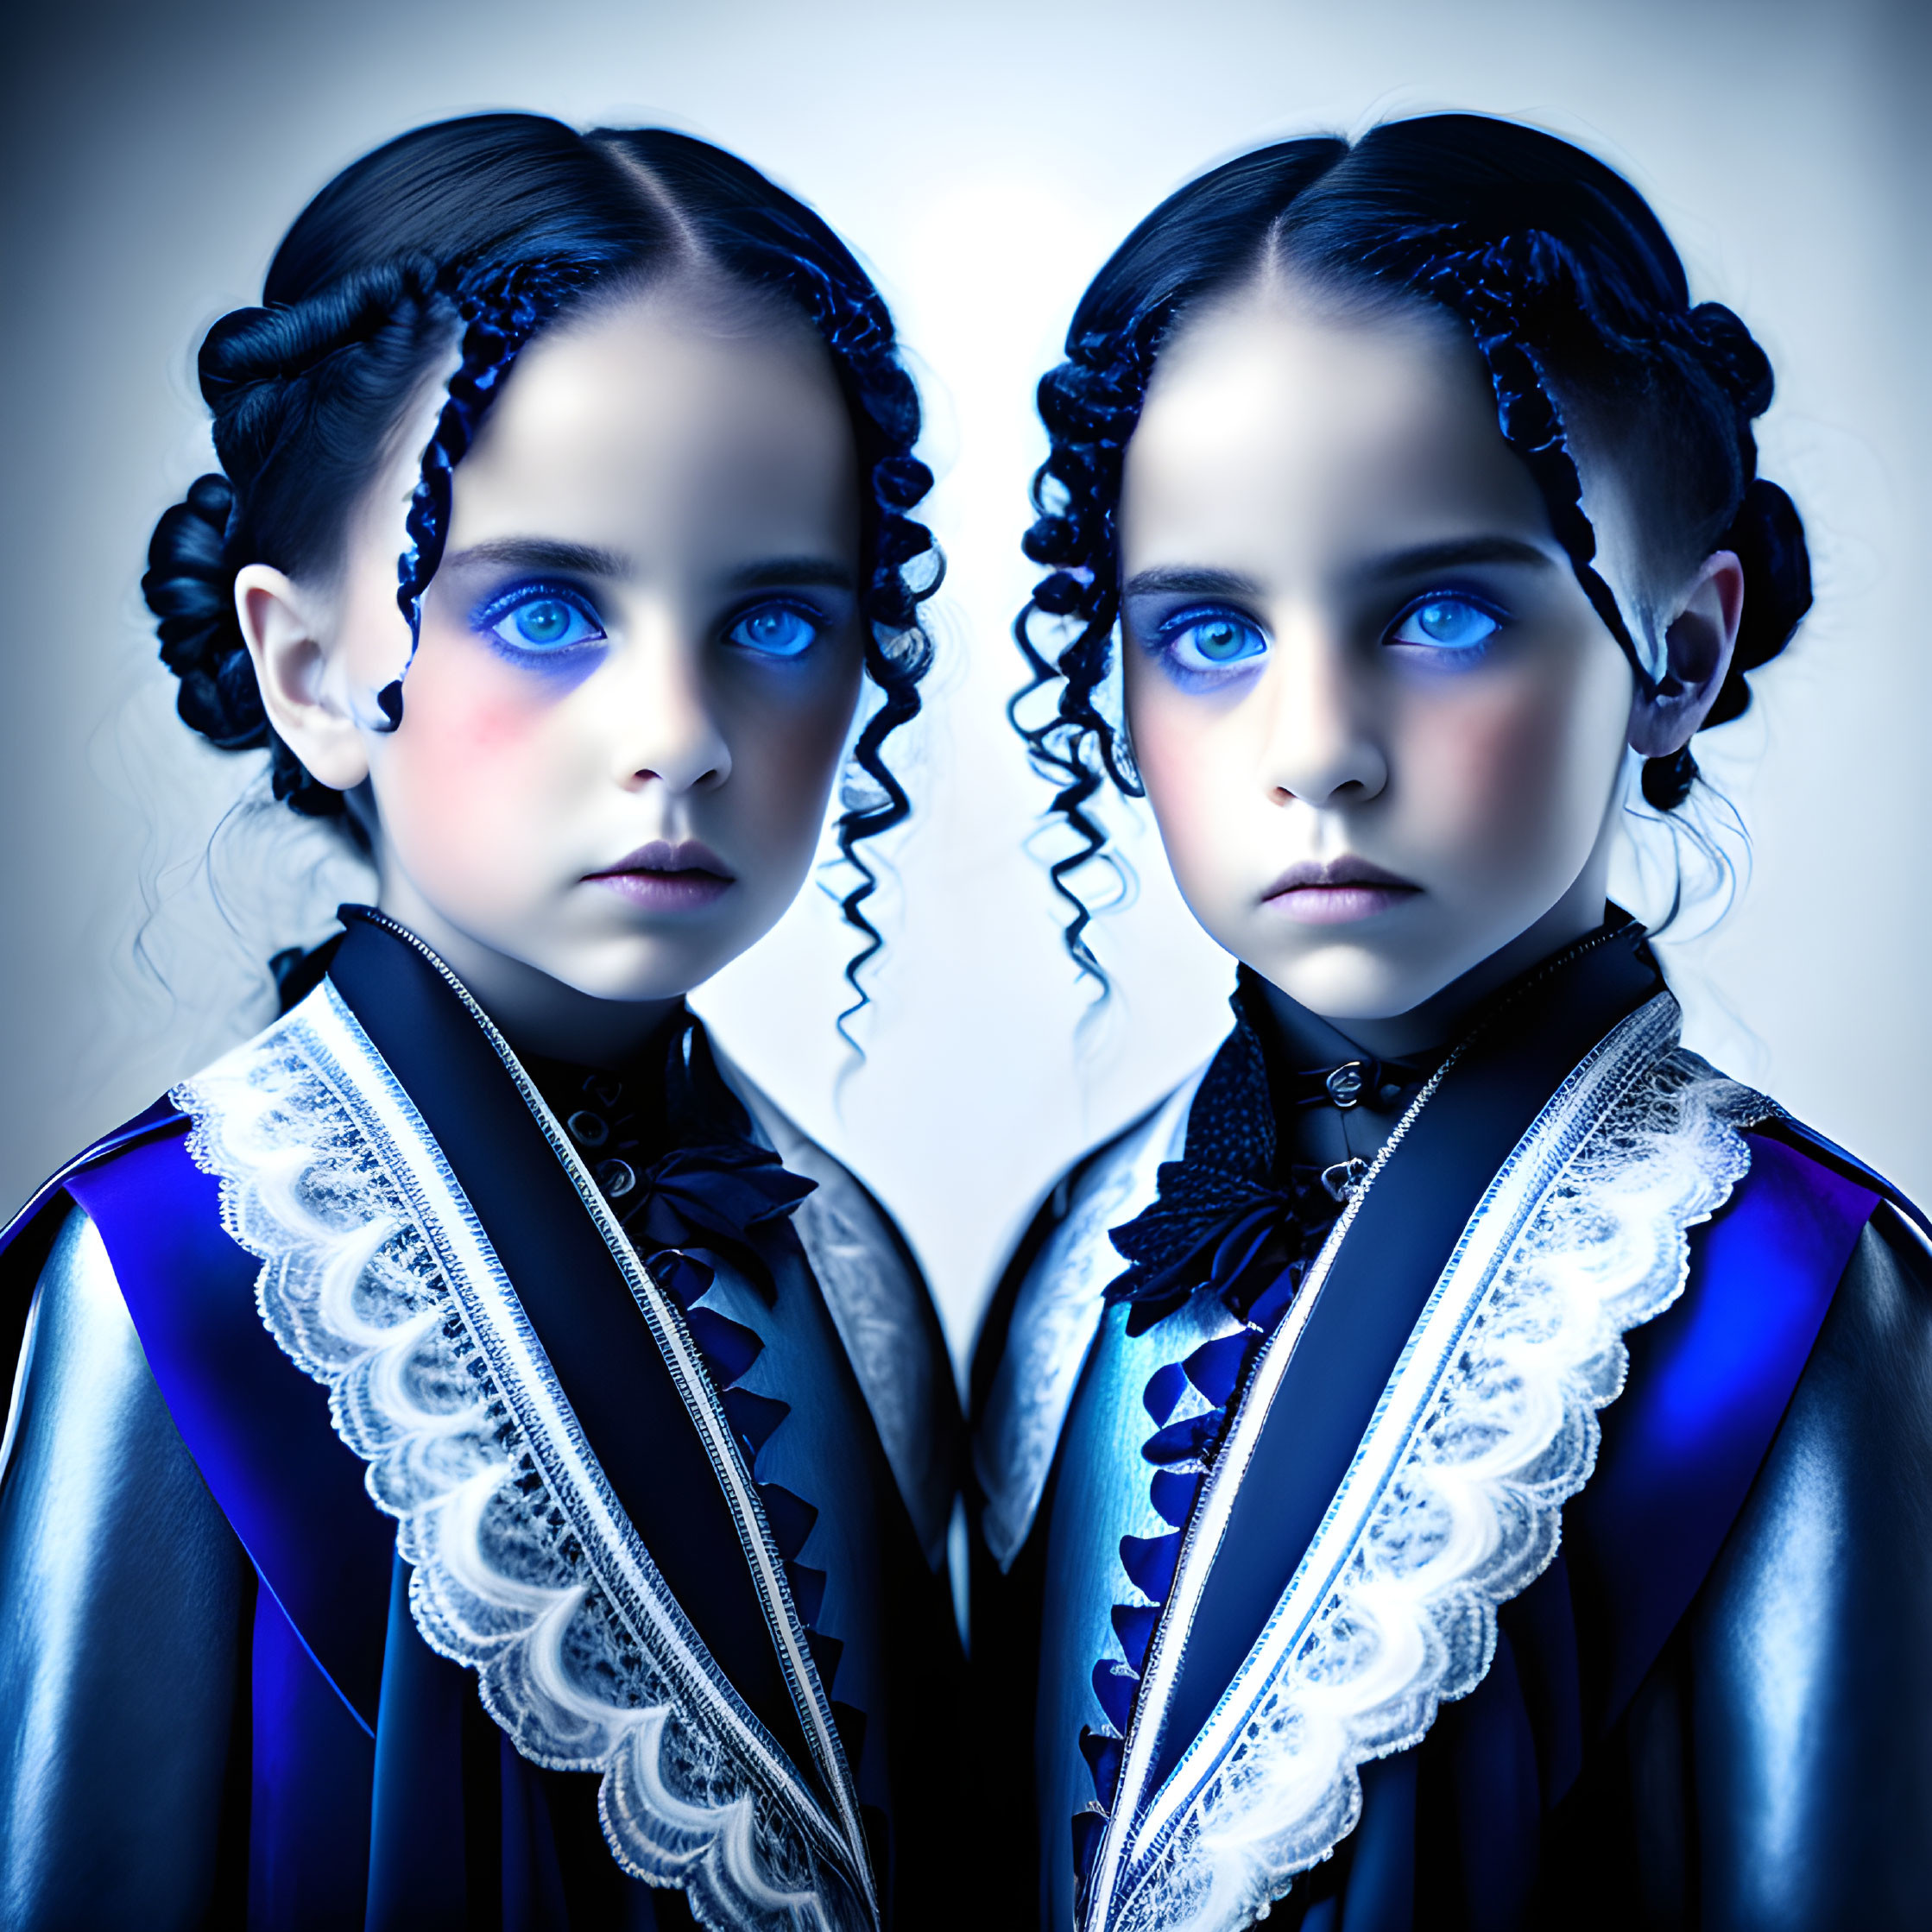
top-left (584, 839), bottom-right (735, 912)
top-left (1261, 856), bottom-right (1421, 927)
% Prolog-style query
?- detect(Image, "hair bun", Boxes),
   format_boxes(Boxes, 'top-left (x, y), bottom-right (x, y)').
top-left (142, 473), bottom-right (268, 753)
top-left (199, 256), bottom-right (442, 485)
top-left (1684, 301), bottom-right (1773, 419)
top-left (1707, 477), bottom-right (1811, 727)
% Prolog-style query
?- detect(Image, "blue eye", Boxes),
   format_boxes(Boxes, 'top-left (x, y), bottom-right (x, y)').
top-left (1387, 595), bottom-right (1503, 653)
top-left (1161, 610), bottom-right (1268, 676)
top-left (727, 603), bottom-right (822, 658)
top-left (479, 587), bottom-right (607, 660)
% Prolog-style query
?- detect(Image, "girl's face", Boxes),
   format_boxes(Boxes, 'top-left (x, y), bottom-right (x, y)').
top-left (1118, 284), bottom-right (1641, 1047)
top-left (257, 283), bottom-right (866, 1040)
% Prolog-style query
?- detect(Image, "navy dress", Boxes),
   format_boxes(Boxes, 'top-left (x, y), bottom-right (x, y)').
top-left (972, 920), bottom-right (1932, 1931)
top-left (0, 907), bottom-right (965, 1930)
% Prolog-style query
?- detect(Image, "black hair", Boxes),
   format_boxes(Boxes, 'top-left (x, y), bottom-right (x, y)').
top-left (143, 113), bottom-right (939, 1020)
top-left (1011, 114), bottom-right (1811, 981)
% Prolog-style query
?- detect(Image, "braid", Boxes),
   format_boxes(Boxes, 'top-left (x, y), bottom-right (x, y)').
top-left (145, 256), bottom-right (447, 816)
top-left (199, 256), bottom-right (440, 492)
top-left (1014, 139), bottom-right (1815, 977)
top-left (1011, 337), bottom-right (1159, 985)
top-left (145, 113), bottom-right (941, 1029)
top-left (1670, 300), bottom-right (1812, 738)
top-left (720, 238), bottom-right (942, 1038)
top-left (1359, 226), bottom-right (1808, 810)
top-left (384, 258), bottom-right (599, 726)
top-left (1368, 229), bottom-right (1647, 668)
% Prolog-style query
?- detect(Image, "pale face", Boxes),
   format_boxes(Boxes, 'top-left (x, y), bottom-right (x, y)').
top-left (1118, 285), bottom-right (1643, 1051)
top-left (249, 283), bottom-right (866, 1053)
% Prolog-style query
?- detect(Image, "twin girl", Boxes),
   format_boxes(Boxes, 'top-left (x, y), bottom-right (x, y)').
top-left (1, 110), bottom-right (1925, 1932)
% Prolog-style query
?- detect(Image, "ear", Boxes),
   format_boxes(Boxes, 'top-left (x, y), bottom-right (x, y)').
top-left (1626, 550), bottom-right (1746, 759)
top-left (235, 564), bottom-right (372, 792)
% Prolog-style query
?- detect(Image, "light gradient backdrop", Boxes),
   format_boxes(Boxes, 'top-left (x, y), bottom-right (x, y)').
top-left (3, 0), bottom-right (1925, 1367)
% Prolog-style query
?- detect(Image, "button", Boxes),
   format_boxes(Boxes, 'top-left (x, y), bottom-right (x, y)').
top-left (1320, 1158), bottom-right (1368, 1203)
top-left (1324, 1062), bottom-right (1367, 1108)
top-left (596, 1158), bottom-right (636, 1199)
top-left (566, 1110), bottom-right (610, 1150)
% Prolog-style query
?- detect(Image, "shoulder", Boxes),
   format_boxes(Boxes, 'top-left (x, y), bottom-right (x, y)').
top-left (1746, 1108), bottom-right (1928, 1234)
top-left (970, 1070), bottom-right (1202, 1412)
top-left (1802, 1197), bottom-right (1932, 1429)
top-left (967, 1070), bottom-right (1205, 1570)
top-left (3, 1201), bottom-right (179, 1476)
top-left (1679, 1191), bottom-right (1932, 1909)
top-left (1, 1100), bottom-right (193, 1388)
top-left (710, 1046), bottom-right (961, 1564)
top-left (712, 1047), bottom-right (931, 1301)
top-left (1692, 1103), bottom-right (1932, 1479)
top-left (1, 1097), bottom-right (190, 1267)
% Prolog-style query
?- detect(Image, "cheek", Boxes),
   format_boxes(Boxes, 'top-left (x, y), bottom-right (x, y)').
top-left (716, 653), bottom-right (863, 863)
top-left (1126, 669), bottom-right (1248, 889)
top-left (1399, 655), bottom-right (1624, 886)
top-left (376, 644), bottom-right (582, 886)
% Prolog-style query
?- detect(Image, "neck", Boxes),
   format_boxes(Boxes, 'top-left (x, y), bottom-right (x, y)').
top-left (370, 881), bottom-right (680, 1070)
top-left (1258, 876), bottom-right (1612, 1063)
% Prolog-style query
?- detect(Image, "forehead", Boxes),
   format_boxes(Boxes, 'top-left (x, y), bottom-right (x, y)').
top-left (447, 284), bottom-right (860, 556)
top-left (1121, 284), bottom-right (1554, 570)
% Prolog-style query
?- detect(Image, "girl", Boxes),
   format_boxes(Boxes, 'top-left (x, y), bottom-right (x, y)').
top-left (0, 114), bottom-right (961, 1930)
top-left (973, 115), bottom-right (1932, 1931)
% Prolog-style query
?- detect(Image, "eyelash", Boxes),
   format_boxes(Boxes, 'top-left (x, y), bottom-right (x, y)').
top-left (469, 584), bottom-right (839, 678)
top-left (1146, 589), bottom-right (1512, 683)
top-left (723, 598), bottom-right (831, 659)
top-left (1383, 590), bottom-right (1510, 657)
top-left (1152, 606), bottom-right (1270, 683)
top-left (472, 581), bottom-right (609, 665)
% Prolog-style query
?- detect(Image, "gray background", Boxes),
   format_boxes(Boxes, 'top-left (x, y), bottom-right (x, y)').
top-left (3, 0), bottom-right (1925, 1366)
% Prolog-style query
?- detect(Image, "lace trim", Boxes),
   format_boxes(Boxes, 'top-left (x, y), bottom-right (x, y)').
top-left (1086, 995), bottom-right (1764, 1932)
top-left (173, 984), bottom-right (874, 1932)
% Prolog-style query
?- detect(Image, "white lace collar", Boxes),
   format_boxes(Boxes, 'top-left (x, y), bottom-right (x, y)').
top-left (996, 993), bottom-right (1765, 1932)
top-left (175, 976), bottom-right (878, 1932)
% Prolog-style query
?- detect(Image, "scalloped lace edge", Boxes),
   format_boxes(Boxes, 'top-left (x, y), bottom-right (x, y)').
top-left (1102, 1023), bottom-right (1763, 1932)
top-left (173, 986), bottom-right (869, 1932)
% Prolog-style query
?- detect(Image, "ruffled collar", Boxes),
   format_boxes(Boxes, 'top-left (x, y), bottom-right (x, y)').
top-left (1104, 977), bottom-right (1441, 1334)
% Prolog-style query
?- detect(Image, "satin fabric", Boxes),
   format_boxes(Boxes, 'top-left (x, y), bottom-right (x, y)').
top-left (0, 912), bottom-right (962, 1929)
top-left (971, 934), bottom-right (1929, 1930)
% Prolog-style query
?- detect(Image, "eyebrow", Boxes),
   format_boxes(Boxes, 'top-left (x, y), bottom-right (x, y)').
top-left (441, 537), bottom-right (632, 578)
top-left (437, 540), bottom-right (858, 597)
top-left (1124, 539), bottom-right (1556, 603)
top-left (722, 556), bottom-right (859, 594)
top-left (1121, 565), bottom-right (1265, 600)
top-left (1354, 535), bottom-right (1557, 580)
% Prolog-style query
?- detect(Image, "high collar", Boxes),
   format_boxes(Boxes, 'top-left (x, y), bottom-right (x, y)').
top-left (1235, 909), bottom-right (1661, 1171)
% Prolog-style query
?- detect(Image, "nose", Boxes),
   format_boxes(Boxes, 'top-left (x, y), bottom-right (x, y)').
top-left (609, 621), bottom-right (731, 794)
top-left (1261, 625), bottom-right (1387, 808)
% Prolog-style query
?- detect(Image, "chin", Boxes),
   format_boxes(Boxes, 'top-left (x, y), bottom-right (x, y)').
top-left (552, 941), bottom-right (724, 1005)
top-left (1246, 938), bottom-right (1462, 1026)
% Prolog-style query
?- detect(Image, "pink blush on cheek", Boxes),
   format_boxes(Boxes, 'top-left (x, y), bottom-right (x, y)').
top-left (1405, 685), bottom-right (1595, 885)
top-left (404, 638), bottom-right (556, 767)
top-left (377, 655), bottom-right (568, 890)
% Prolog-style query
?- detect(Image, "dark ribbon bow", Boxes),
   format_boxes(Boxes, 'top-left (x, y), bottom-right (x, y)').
top-left (1102, 1002), bottom-right (1335, 1328)
top-left (622, 1138), bottom-right (816, 1301)
top-left (540, 1013), bottom-right (818, 1304)
top-left (1107, 1164), bottom-right (1306, 1310)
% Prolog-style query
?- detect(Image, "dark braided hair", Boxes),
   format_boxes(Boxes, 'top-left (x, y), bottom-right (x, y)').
top-left (1012, 115), bottom-right (1810, 979)
top-left (142, 114), bottom-right (938, 1009)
